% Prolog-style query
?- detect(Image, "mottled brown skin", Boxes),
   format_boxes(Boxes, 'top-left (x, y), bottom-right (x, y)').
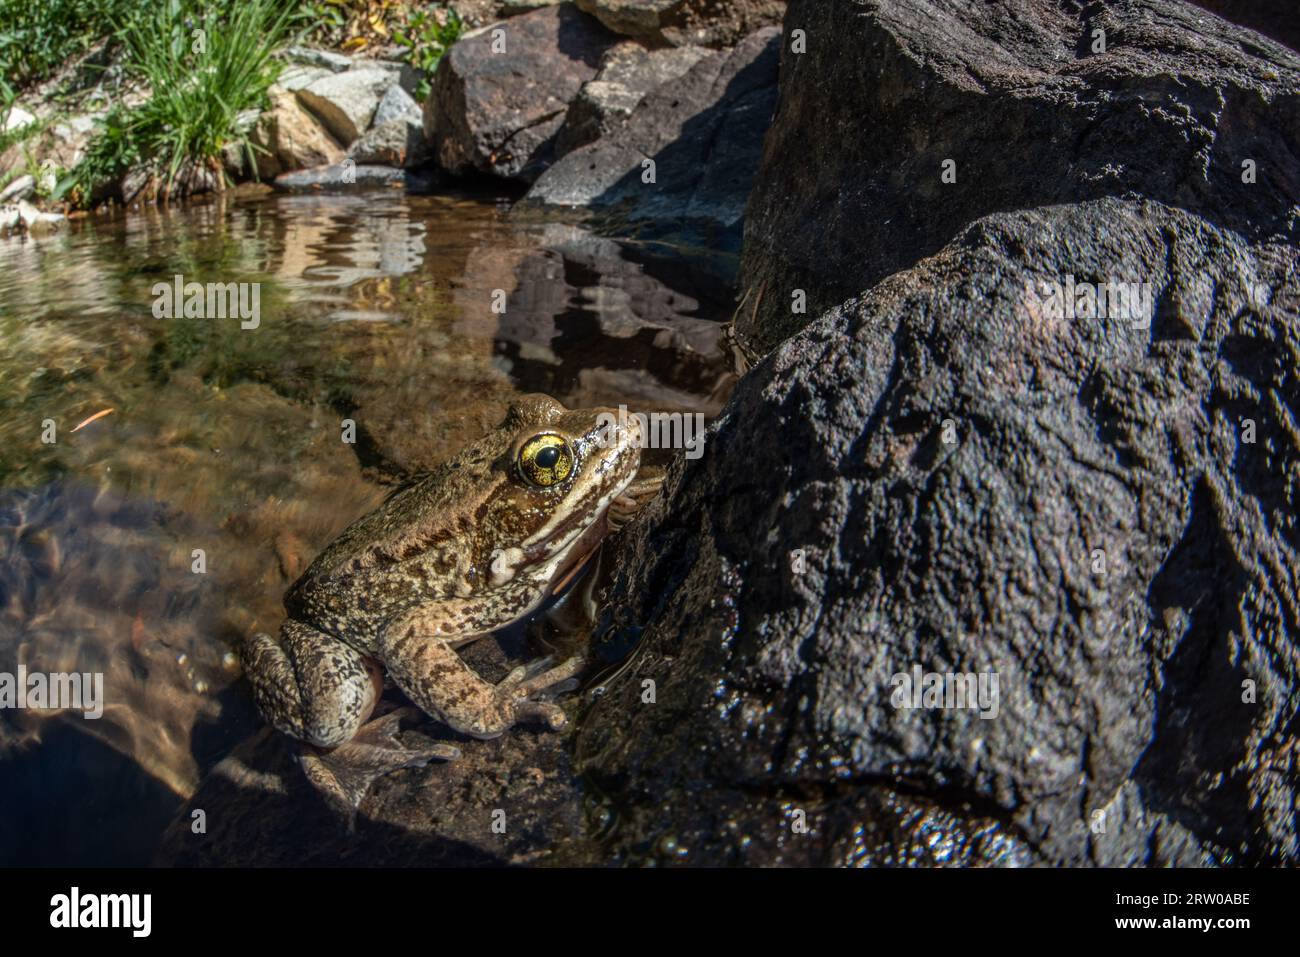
top-left (241, 395), bottom-right (643, 808)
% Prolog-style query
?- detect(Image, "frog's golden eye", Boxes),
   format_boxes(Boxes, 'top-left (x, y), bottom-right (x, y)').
top-left (517, 433), bottom-right (574, 488)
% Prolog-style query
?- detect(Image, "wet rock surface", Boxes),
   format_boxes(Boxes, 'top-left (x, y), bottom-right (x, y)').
top-left (586, 197), bottom-right (1299, 866)
top-left (525, 27), bottom-right (780, 255)
top-left (272, 163), bottom-right (430, 191)
top-left (156, 640), bottom-right (598, 867)
top-left (423, 4), bottom-right (621, 182)
top-left (737, 0), bottom-right (1300, 356)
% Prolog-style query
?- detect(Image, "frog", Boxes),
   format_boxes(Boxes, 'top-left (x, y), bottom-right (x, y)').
top-left (240, 394), bottom-right (656, 816)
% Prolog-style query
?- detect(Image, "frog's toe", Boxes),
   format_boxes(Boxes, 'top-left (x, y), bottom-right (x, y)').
top-left (515, 655), bottom-right (584, 696)
top-left (493, 657), bottom-right (585, 732)
top-left (513, 698), bottom-right (568, 730)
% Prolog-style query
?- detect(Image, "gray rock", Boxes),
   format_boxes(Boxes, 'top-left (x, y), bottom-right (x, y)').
top-left (556, 42), bottom-right (709, 155)
top-left (2, 105), bottom-right (35, 133)
top-left (351, 59), bottom-right (422, 98)
top-left (16, 199), bottom-right (65, 232)
top-left (0, 175), bottom-right (35, 203)
top-left (737, 0), bottom-right (1300, 356)
top-left (423, 4), bottom-right (621, 181)
top-left (284, 46), bottom-right (353, 72)
top-left (296, 69), bottom-right (397, 144)
top-left (372, 84), bottom-right (422, 129)
top-left (499, 0), bottom-right (564, 11)
top-left (348, 118), bottom-right (431, 169)
top-left (272, 162), bottom-right (427, 191)
top-left (276, 64), bottom-right (333, 93)
top-left (525, 28), bottom-right (780, 256)
top-left (586, 196), bottom-right (1300, 866)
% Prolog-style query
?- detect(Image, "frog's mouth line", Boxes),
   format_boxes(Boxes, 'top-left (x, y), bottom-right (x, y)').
top-left (523, 472), bottom-right (631, 569)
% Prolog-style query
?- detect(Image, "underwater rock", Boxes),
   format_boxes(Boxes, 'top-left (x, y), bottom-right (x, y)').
top-left (272, 163), bottom-right (425, 191)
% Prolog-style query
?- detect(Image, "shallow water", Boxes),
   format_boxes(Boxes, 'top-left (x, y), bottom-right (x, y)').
top-left (0, 186), bottom-right (735, 865)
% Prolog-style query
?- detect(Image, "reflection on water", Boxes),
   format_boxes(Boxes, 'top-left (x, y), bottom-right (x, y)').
top-left (0, 186), bottom-right (734, 865)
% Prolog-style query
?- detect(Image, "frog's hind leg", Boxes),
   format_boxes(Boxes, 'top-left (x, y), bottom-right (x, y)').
top-left (241, 622), bottom-right (458, 824)
top-left (242, 620), bottom-right (379, 748)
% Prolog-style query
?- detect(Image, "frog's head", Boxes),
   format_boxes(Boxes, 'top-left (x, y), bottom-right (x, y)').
top-left (481, 394), bottom-right (642, 588)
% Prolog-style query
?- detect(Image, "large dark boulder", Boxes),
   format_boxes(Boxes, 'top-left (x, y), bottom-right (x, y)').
top-left (524, 27), bottom-right (781, 257)
top-left (737, 0), bottom-right (1300, 356)
top-left (583, 197), bottom-right (1300, 866)
top-left (423, 4), bottom-right (621, 182)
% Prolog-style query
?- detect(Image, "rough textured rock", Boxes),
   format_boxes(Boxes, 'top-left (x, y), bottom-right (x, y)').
top-left (297, 68), bottom-right (400, 145)
top-left (575, 0), bottom-right (787, 48)
top-left (284, 46), bottom-right (354, 73)
top-left (585, 196), bottom-right (1299, 866)
top-left (556, 41), bottom-right (709, 155)
top-left (372, 83), bottom-right (422, 128)
top-left (348, 118), bottom-right (431, 168)
top-left (1188, 0), bottom-right (1300, 53)
top-left (247, 88), bottom-right (345, 180)
top-left (525, 27), bottom-right (780, 255)
top-left (737, 0), bottom-right (1300, 356)
top-left (423, 4), bottom-right (620, 181)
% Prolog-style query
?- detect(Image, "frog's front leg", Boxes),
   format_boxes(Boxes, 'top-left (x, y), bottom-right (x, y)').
top-left (380, 600), bottom-right (583, 739)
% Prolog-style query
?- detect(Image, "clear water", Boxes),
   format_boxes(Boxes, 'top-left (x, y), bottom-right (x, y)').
top-left (0, 186), bottom-right (734, 864)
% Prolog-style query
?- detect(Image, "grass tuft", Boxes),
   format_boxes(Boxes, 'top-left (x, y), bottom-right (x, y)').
top-left (58, 0), bottom-right (295, 205)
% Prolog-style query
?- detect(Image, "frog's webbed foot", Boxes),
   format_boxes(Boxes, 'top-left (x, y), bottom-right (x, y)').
top-left (299, 707), bottom-right (460, 829)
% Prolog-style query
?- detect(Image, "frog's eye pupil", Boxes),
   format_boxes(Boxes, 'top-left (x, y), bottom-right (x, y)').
top-left (518, 434), bottom-right (573, 488)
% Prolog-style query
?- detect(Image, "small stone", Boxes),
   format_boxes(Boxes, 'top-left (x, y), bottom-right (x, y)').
top-left (0, 175), bottom-right (35, 203)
